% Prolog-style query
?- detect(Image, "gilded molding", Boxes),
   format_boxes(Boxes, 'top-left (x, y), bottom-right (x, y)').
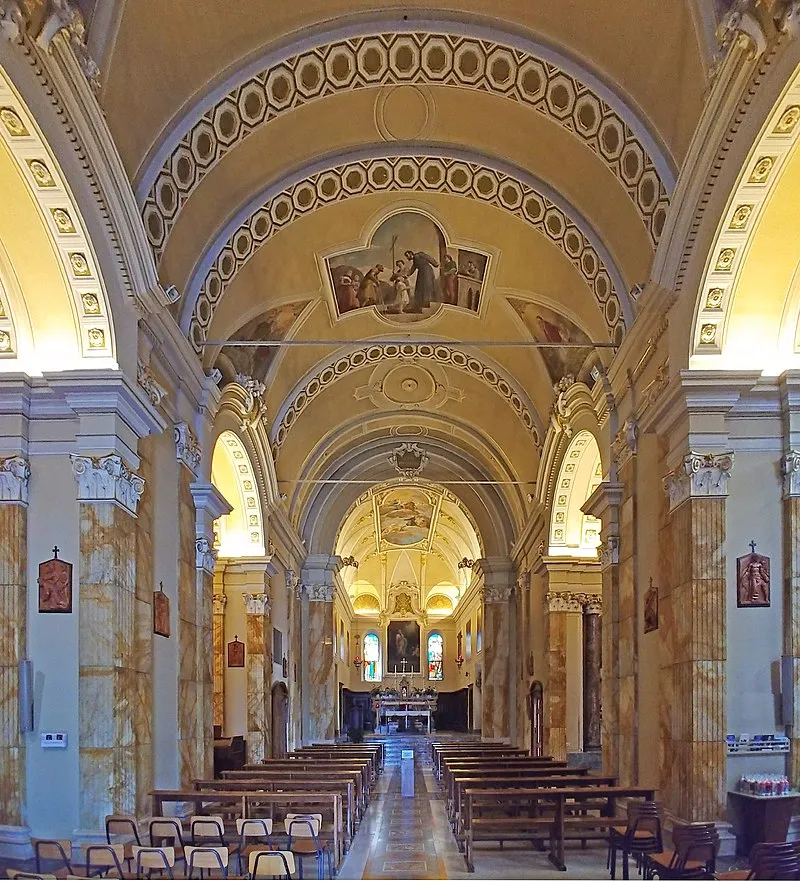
top-left (663, 451), bottom-right (734, 511)
top-left (137, 359), bottom-right (167, 407)
top-left (0, 455), bottom-right (30, 504)
top-left (716, 0), bottom-right (768, 57)
top-left (781, 451), bottom-right (800, 498)
top-left (195, 537), bottom-right (217, 573)
top-left (71, 453), bottom-right (144, 515)
top-left (174, 422), bottom-right (202, 475)
top-left (212, 594), bottom-right (227, 615)
top-left (243, 591), bottom-right (271, 616)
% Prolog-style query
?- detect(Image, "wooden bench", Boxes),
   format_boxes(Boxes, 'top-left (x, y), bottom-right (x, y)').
top-left (243, 758), bottom-right (372, 796)
top-left (223, 767), bottom-right (365, 815)
top-left (195, 776), bottom-right (356, 848)
top-left (462, 784), bottom-right (656, 872)
top-left (290, 747), bottom-right (382, 780)
top-left (433, 747), bottom-right (533, 779)
top-left (306, 741), bottom-right (386, 769)
top-left (440, 757), bottom-right (568, 798)
top-left (150, 788), bottom-right (345, 868)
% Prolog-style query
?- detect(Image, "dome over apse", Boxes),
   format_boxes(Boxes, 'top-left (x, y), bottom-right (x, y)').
top-left (426, 593), bottom-right (454, 615)
top-left (353, 593), bottom-right (381, 615)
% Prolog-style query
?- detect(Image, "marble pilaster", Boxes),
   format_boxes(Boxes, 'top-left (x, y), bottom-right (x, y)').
top-left (73, 452), bottom-right (143, 830)
top-left (286, 568), bottom-right (302, 749)
top-left (582, 483), bottom-right (624, 779)
top-left (477, 558), bottom-right (515, 742)
top-left (245, 591), bottom-right (272, 761)
top-left (781, 452), bottom-right (800, 785)
top-left (661, 452), bottom-right (731, 821)
top-left (306, 585), bottom-right (336, 743)
top-left (0, 465), bottom-right (28, 825)
top-left (583, 599), bottom-right (602, 751)
top-left (212, 586), bottom-right (226, 729)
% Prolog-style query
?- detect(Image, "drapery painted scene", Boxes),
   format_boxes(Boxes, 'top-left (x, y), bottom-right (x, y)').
top-left (387, 619), bottom-right (421, 673)
top-left (326, 211), bottom-right (489, 322)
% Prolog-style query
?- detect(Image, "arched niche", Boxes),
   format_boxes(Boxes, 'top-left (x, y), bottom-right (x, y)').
top-left (211, 430), bottom-right (265, 558)
top-left (0, 68), bottom-right (116, 373)
top-left (548, 430), bottom-right (602, 557)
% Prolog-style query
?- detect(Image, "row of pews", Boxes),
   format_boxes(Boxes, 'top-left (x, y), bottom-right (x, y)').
top-left (431, 741), bottom-right (656, 873)
top-left (150, 741), bottom-right (384, 874)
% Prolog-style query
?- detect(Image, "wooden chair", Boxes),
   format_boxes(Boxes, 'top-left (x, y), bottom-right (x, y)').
top-left (643, 823), bottom-right (719, 879)
top-left (190, 815), bottom-right (239, 865)
top-left (31, 839), bottom-right (73, 876)
top-left (715, 841), bottom-right (800, 880)
top-left (607, 800), bottom-right (662, 879)
top-left (105, 815), bottom-right (142, 870)
top-left (132, 845), bottom-right (175, 879)
top-left (235, 817), bottom-right (273, 874)
top-left (83, 843), bottom-right (128, 878)
top-left (285, 814), bottom-right (332, 880)
top-left (248, 850), bottom-right (295, 879)
top-left (184, 845), bottom-right (229, 879)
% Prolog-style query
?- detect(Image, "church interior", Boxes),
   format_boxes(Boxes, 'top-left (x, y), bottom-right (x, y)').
top-left (3, 0), bottom-right (800, 878)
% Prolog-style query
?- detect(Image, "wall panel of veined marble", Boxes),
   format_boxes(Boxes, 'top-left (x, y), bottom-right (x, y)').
top-left (307, 601), bottom-right (335, 742)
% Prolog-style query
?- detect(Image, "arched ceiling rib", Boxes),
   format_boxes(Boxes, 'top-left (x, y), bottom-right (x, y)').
top-left (136, 23), bottom-right (676, 260)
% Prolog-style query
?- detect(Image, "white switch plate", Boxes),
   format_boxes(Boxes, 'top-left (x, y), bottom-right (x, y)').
top-left (41, 732), bottom-right (67, 749)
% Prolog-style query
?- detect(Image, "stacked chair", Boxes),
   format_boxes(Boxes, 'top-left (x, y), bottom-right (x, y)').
top-left (642, 823), bottom-right (720, 879)
top-left (608, 801), bottom-right (663, 879)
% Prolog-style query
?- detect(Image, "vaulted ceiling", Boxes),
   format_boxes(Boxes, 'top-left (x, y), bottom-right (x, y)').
top-left (91, 1), bottom-right (714, 539)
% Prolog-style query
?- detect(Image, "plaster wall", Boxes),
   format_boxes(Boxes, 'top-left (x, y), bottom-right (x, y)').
top-left (25, 453), bottom-right (80, 837)
top-left (222, 570), bottom-right (247, 737)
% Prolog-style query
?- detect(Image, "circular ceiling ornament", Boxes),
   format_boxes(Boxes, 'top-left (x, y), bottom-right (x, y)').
top-left (375, 84), bottom-right (434, 141)
top-left (354, 359), bottom-right (461, 411)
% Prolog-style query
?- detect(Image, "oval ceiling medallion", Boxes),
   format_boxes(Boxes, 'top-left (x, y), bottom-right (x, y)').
top-left (375, 84), bottom-right (434, 141)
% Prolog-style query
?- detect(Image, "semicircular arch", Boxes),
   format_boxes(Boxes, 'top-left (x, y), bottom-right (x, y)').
top-left (548, 429), bottom-right (602, 557)
top-left (211, 429), bottom-right (266, 558)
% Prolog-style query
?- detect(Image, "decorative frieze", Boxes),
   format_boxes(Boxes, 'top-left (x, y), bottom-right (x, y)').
top-left (212, 594), bottom-right (227, 615)
top-left (782, 451), bottom-right (800, 498)
top-left (304, 582), bottom-right (335, 602)
top-left (175, 422), bottom-right (202, 475)
top-left (243, 592), bottom-right (271, 616)
top-left (71, 453), bottom-right (145, 515)
top-left (611, 418), bottom-right (638, 470)
top-left (137, 359), bottom-right (167, 407)
top-left (195, 538), bottom-right (217, 573)
top-left (663, 452), bottom-right (734, 512)
top-left (0, 455), bottom-right (30, 504)
top-left (483, 584), bottom-right (514, 604)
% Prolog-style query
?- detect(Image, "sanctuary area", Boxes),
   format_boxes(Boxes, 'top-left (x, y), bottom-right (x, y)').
top-left (2, 1), bottom-right (800, 878)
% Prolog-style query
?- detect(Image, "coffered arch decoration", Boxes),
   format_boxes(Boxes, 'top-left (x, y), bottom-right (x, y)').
top-left (185, 151), bottom-right (630, 352)
top-left (548, 429), bottom-right (602, 557)
top-left (690, 65), bottom-right (800, 370)
top-left (138, 27), bottom-right (675, 258)
top-left (269, 341), bottom-right (545, 459)
top-left (0, 69), bottom-right (115, 369)
top-left (211, 429), bottom-right (266, 557)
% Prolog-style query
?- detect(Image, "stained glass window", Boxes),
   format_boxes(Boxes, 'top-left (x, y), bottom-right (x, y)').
top-left (364, 632), bottom-right (380, 682)
top-left (428, 632), bottom-right (443, 680)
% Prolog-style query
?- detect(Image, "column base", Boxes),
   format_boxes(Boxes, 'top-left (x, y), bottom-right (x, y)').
top-left (567, 749), bottom-right (602, 769)
top-left (0, 825), bottom-right (32, 860)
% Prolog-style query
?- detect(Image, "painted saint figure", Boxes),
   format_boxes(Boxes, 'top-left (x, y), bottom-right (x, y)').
top-left (336, 275), bottom-right (359, 313)
top-left (358, 264), bottom-right (384, 307)
top-left (390, 260), bottom-right (411, 312)
top-left (404, 249), bottom-right (439, 311)
top-left (441, 252), bottom-right (458, 305)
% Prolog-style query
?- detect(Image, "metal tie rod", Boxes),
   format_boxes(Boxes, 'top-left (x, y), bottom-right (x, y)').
top-left (202, 338), bottom-right (616, 348)
top-left (277, 478), bottom-right (534, 485)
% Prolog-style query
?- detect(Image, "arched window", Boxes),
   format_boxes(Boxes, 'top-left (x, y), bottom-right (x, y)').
top-left (427, 633), bottom-right (443, 680)
top-left (339, 620), bottom-right (345, 661)
top-left (363, 633), bottom-right (381, 682)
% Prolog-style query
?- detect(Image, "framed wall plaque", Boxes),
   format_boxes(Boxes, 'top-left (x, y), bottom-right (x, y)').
top-left (153, 587), bottom-right (170, 637)
top-left (737, 541), bottom-right (770, 608)
top-left (38, 547), bottom-right (72, 613)
top-left (644, 577), bottom-right (659, 633)
top-left (227, 636), bottom-right (245, 668)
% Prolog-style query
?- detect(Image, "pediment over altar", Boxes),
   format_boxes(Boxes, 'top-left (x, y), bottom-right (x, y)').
top-left (379, 580), bottom-right (427, 626)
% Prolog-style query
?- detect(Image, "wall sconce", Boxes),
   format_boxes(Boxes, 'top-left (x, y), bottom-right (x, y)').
top-left (353, 635), bottom-right (362, 668)
top-left (341, 555), bottom-right (359, 569)
top-left (458, 558), bottom-right (475, 570)
top-left (455, 654), bottom-right (465, 669)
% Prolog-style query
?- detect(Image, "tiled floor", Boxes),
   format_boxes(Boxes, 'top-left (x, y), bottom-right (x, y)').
top-left (340, 751), bottom-right (614, 880)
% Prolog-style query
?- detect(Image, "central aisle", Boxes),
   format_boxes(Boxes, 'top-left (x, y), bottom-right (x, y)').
top-left (337, 747), bottom-right (612, 880)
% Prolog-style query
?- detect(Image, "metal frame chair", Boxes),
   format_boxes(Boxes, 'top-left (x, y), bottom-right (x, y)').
top-left (148, 818), bottom-right (186, 867)
top-left (132, 845), bottom-right (176, 879)
top-left (607, 800), bottom-right (662, 879)
top-left (184, 845), bottom-right (229, 880)
top-left (83, 843), bottom-right (127, 878)
top-left (235, 817), bottom-right (273, 874)
top-left (285, 815), bottom-right (332, 880)
top-left (249, 850), bottom-right (295, 879)
top-left (31, 839), bottom-right (73, 876)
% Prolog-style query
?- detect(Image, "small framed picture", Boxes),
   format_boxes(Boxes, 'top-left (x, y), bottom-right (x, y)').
top-left (153, 589), bottom-right (170, 638)
top-left (38, 551), bottom-right (73, 614)
top-left (228, 636), bottom-right (245, 668)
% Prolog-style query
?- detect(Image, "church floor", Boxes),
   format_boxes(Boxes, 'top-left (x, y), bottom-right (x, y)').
top-left (340, 752), bottom-right (612, 880)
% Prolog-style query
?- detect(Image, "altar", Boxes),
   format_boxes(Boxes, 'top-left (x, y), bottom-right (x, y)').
top-left (373, 699), bottom-right (436, 734)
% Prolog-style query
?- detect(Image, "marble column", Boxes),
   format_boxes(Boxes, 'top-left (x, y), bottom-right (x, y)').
top-left (781, 452), bottom-right (800, 785)
top-left (582, 597), bottom-right (602, 751)
top-left (662, 452), bottom-right (731, 821)
top-left (286, 569), bottom-right (302, 749)
top-left (190, 480), bottom-right (231, 782)
top-left (543, 591), bottom-right (582, 760)
top-left (71, 454), bottom-right (144, 830)
top-left (582, 483), bottom-right (624, 779)
top-left (477, 558), bottom-right (515, 742)
top-left (0, 457), bottom-right (29, 826)
top-left (212, 589), bottom-right (226, 730)
top-left (245, 592), bottom-right (272, 762)
top-left (305, 583), bottom-right (336, 743)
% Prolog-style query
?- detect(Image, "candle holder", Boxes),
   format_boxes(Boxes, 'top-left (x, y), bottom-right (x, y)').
top-left (455, 653), bottom-right (465, 669)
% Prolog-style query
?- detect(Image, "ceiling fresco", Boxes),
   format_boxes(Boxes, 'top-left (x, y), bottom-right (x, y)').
top-left (377, 486), bottom-right (436, 547)
top-left (326, 210), bottom-right (489, 322)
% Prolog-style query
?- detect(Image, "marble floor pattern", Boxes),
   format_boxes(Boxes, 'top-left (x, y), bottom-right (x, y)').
top-left (340, 753), bottom-right (614, 880)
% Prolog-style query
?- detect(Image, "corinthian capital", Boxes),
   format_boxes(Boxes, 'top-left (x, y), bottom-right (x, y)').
top-left (716, 0), bottom-right (768, 56)
top-left (71, 454), bottom-right (145, 516)
top-left (0, 455), bottom-right (30, 504)
top-left (195, 538), bottom-right (217, 573)
top-left (546, 591), bottom-right (583, 613)
top-left (212, 594), bottom-right (227, 615)
top-left (782, 451), bottom-right (800, 498)
top-left (243, 592), bottom-right (271, 616)
top-left (662, 452), bottom-right (734, 512)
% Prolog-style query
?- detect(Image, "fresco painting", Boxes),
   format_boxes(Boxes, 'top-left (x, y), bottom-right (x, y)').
top-left (378, 487), bottom-right (433, 546)
top-left (326, 211), bottom-right (489, 322)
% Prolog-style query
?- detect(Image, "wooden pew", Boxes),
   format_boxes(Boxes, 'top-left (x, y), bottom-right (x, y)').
top-left (289, 746), bottom-right (382, 781)
top-left (463, 784), bottom-right (656, 873)
top-left (307, 741), bottom-right (386, 768)
top-left (433, 747), bottom-right (531, 779)
top-left (150, 789), bottom-right (344, 868)
top-left (440, 757), bottom-right (567, 796)
top-left (195, 776), bottom-right (356, 848)
top-left (243, 758), bottom-right (372, 796)
top-left (222, 767), bottom-right (365, 815)
top-left (450, 772), bottom-right (616, 841)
